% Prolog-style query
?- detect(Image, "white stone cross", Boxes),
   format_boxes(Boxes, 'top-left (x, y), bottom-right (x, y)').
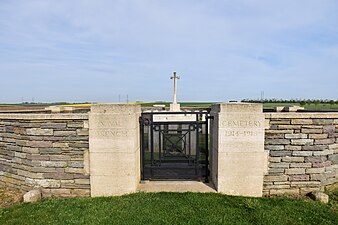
top-left (170, 71), bottom-right (180, 104)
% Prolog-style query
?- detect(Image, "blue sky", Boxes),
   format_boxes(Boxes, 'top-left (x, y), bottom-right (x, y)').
top-left (0, 0), bottom-right (337, 103)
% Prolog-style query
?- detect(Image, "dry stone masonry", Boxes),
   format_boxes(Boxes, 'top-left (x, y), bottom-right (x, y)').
top-left (264, 113), bottom-right (338, 196)
top-left (0, 114), bottom-right (90, 197)
top-left (0, 104), bottom-right (337, 198)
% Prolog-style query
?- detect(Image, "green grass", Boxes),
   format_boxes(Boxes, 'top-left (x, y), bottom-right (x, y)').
top-left (0, 192), bottom-right (337, 225)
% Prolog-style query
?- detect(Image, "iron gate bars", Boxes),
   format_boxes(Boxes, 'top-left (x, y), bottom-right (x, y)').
top-left (140, 111), bottom-right (210, 182)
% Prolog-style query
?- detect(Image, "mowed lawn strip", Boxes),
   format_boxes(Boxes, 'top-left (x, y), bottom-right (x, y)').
top-left (0, 192), bottom-right (337, 225)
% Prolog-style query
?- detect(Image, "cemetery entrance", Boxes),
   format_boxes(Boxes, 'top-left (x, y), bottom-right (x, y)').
top-left (140, 111), bottom-right (209, 182)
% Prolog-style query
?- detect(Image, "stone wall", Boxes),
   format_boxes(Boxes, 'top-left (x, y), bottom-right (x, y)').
top-left (1, 109), bottom-right (338, 198)
top-left (264, 113), bottom-right (338, 196)
top-left (0, 114), bottom-right (90, 197)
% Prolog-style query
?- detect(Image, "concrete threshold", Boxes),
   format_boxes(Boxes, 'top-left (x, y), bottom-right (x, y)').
top-left (137, 181), bottom-right (217, 193)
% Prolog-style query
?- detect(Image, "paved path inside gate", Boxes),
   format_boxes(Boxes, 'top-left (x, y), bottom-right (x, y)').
top-left (137, 181), bottom-right (216, 193)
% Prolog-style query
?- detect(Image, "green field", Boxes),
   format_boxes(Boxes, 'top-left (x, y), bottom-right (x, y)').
top-left (1, 101), bottom-right (338, 110)
top-left (0, 191), bottom-right (337, 225)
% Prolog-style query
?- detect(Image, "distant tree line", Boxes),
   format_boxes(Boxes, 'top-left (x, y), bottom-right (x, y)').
top-left (241, 99), bottom-right (338, 106)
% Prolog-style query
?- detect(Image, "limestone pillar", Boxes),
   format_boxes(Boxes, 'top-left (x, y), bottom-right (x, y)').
top-left (210, 103), bottom-right (267, 197)
top-left (89, 104), bottom-right (141, 196)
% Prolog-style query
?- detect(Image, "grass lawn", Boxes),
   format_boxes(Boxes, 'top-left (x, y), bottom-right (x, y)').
top-left (0, 191), bottom-right (337, 225)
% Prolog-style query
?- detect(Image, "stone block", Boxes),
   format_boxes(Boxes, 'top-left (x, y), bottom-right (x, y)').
top-left (43, 173), bottom-right (74, 180)
top-left (270, 189), bottom-right (299, 195)
top-left (34, 179), bottom-right (61, 188)
top-left (270, 151), bottom-right (292, 157)
top-left (329, 144), bottom-right (338, 150)
top-left (289, 175), bottom-right (310, 181)
top-left (270, 119), bottom-right (290, 125)
top-left (303, 125), bottom-right (323, 129)
top-left (301, 129), bottom-right (323, 134)
top-left (50, 189), bottom-right (72, 196)
top-left (265, 134), bottom-right (284, 139)
top-left (309, 134), bottom-right (328, 139)
top-left (269, 157), bottom-right (281, 163)
top-left (67, 122), bottom-right (84, 128)
top-left (291, 181), bottom-right (321, 187)
top-left (65, 168), bottom-right (84, 173)
top-left (302, 145), bottom-right (327, 151)
top-left (68, 161), bottom-right (84, 168)
top-left (39, 148), bottom-right (62, 154)
top-left (282, 157), bottom-right (304, 162)
top-left (265, 145), bottom-right (284, 150)
top-left (26, 128), bottom-right (53, 136)
top-left (306, 168), bottom-right (325, 174)
top-left (291, 139), bottom-right (314, 145)
top-left (265, 184), bottom-right (290, 189)
top-left (269, 162), bottom-right (289, 168)
top-left (312, 161), bottom-right (331, 168)
top-left (268, 168), bottom-right (285, 174)
top-left (41, 123), bottom-right (67, 129)
top-left (285, 134), bottom-right (307, 139)
top-left (278, 125), bottom-right (301, 130)
top-left (77, 129), bottom-right (89, 136)
top-left (285, 145), bottom-right (302, 151)
top-left (265, 130), bottom-right (293, 134)
top-left (40, 161), bottom-right (67, 168)
top-left (71, 189), bottom-right (91, 196)
top-left (54, 131), bottom-right (77, 136)
top-left (265, 139), bottom-right (290, 145)
top-left (52, 143), bottom-right (69, 148)
top-left (285, 168), bottom-right (305, 174)
top-left (328, 154), bottom-right (338, 164)
top-left (75, 179), bottom-right (90, 185)
top-left (305, 156), bottom-right (327, 163)
top-left (49, 155), bottom-right (71, 161)
top-left (23, 189), bottom-right (41, 203)
top-left (313, 150), bottom-right (334, 156)
top-left (314, 138), bottom-right (335, 145)
top-left (292, 151), bottom-right (313, 157)
top-left (69, 143), bottom-right (89, 148)
top-left (323, 125), bottom-right (335, 134)
top-left (28, 141), bottom-right (53, 148)
top-left (313, 119), bottom-right (334, 125)
top-left (291, 119), bottom-right (313, 125)
top-left (264, 175), bottom-right (288, 182)
top-left (310, 174), bottom-right (325, 181)
top-left (289, 163), bottom-right (312, 168)
top-left (308, 191), bottom-right (329, 204)
top-left (27, 154), bottom-right (50, 160)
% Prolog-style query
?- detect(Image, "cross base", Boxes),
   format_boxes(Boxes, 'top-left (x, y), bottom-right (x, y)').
top-left (170, 103), bottom-right (181, 112)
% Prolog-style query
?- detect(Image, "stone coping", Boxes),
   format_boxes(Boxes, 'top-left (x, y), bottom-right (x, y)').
top-left (265, 113), bottom-right (338, 119)
top-left (0, 113), bottom-right (88, 120)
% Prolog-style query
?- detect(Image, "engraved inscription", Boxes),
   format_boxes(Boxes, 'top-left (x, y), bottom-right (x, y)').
top-left (224, 131), bottom-right (259, 137)
top-left (98, 120), bottom-right (122, 127)
top-left (221, 120), bottom-right (261, 127)
top-left (91, 129), bottom-right (130, 138)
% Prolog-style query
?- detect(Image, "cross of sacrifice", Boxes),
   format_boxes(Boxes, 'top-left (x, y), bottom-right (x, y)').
top-left (170, 71), bottom-right (180, 104)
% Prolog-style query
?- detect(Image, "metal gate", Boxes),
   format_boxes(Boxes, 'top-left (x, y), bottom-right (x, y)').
top-left (140, 111), bottom-right (210, 182)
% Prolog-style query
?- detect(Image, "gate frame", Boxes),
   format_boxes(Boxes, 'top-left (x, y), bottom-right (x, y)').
top-left (140, 111), bottom-right (211, 182)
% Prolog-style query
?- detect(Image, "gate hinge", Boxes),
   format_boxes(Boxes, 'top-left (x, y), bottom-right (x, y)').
top-left (206, 115), bottom-right (214, 120)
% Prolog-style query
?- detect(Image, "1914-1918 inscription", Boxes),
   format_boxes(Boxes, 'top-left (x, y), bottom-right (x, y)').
top-left (224, 130), bottom-right (259, 137)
